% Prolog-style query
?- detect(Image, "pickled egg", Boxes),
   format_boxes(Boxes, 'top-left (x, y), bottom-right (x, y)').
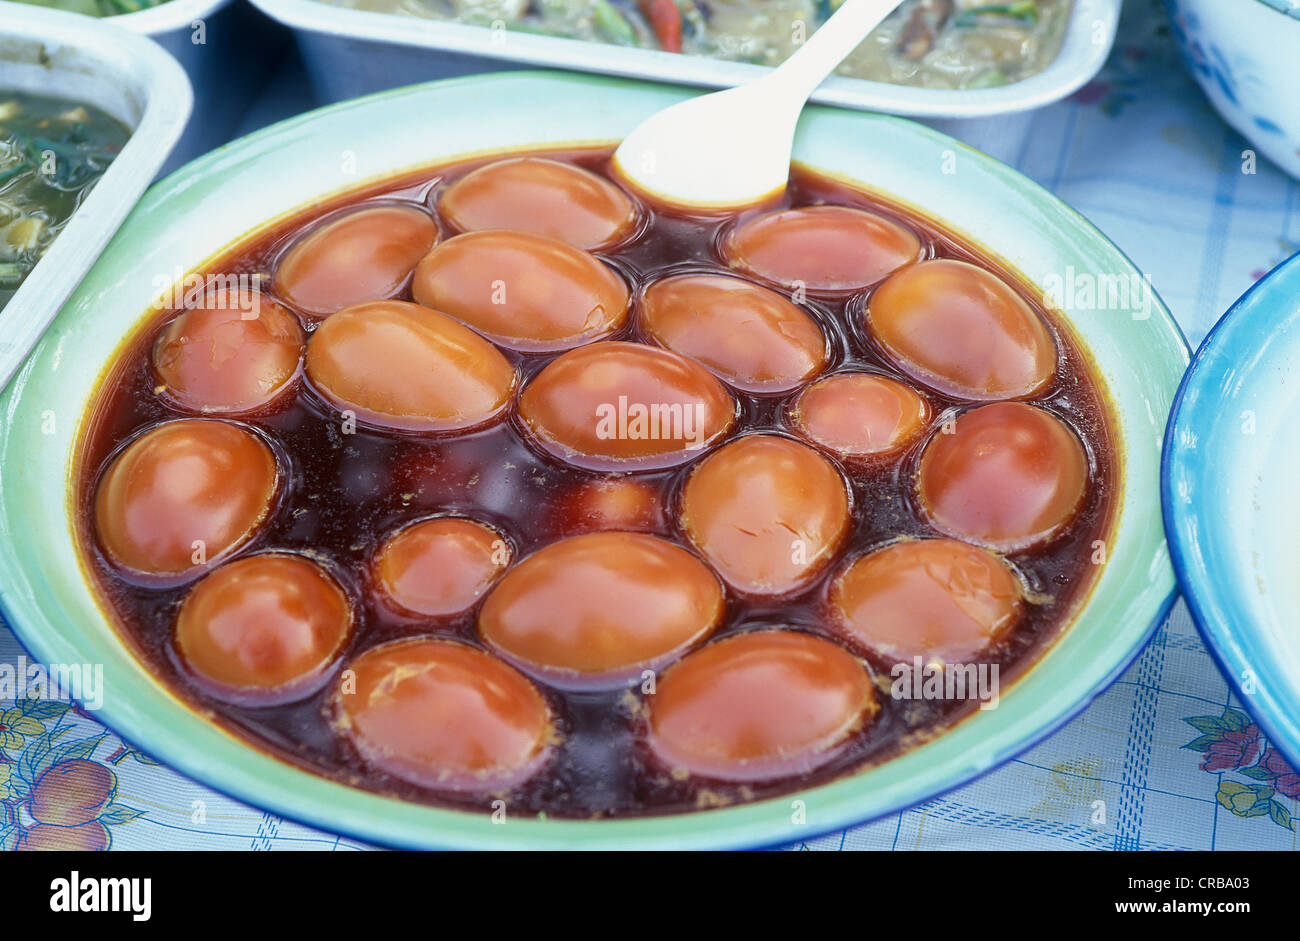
top-left (440, 157), bottom-right (637, 250)
top-left (478, 531), bottom-right (724, 685)
top-left (552, 477), bottom-right (665, 534)
top-left (373, 517), bottom-right (510, 618)
top-left (679, 434), bottom-right (850, 596)
top-left (867, 259), bottom-right (1056, 400)
top-left (791, 372), bottom-right (931, 460)
top-left (518, 341), bottom-right (735, 471)
top-left (647, 630), bottom-right (876, 782)
top-left (639, 273), bottom-right (827, 393)
top-left (176, 553), bottom-right (351, 704)
top-left (723, 205), bottom-right (921, 293)
top-left (94, 419), bottom-right (278, 580)
top-left (305, 300), bottom-right (515, 433)
top-left (917, 402), bottom-right (1088, 551)
top-left (152, 288), bottom-right (303, 414)
top-left (336, 638), bottom-right (553, 791)
top-left (273, 204), bottom-right (438, 317)
top-left (828, 539), bottom-right (1023, 664)
top-left (412, 230), bottom-right (629, 352)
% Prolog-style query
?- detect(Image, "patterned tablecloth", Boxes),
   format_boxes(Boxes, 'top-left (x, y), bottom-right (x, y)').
top-left (2, 0), bottom-right (1297, 852)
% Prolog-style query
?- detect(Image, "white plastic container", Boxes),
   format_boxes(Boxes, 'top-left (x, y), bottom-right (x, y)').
top-left (0, 4), bottom-right (192, 390)
top-left (113, 0), bottom-right (288, 173)
top-left (250, 0), bottom-right (1120, 162)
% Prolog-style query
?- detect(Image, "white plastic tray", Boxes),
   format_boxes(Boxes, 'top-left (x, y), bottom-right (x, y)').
top-left (0, 4), bottom-right (192, 390)
top-left (251, 0), bottom-right (1119, 121)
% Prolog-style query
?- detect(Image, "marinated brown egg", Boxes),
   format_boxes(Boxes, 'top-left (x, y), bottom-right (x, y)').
top-left (336, 638), bottom-right (553, 792)
top-left (679, 434), bottom-right (850, 596)
top-left (176, 553), bottom-right (351, 704)
top-left (439, 157), bottom-right (638, 250)
top-left (478, 531), bottom-right (724, 686)
top-left (638, 273), bottom-right (827, 393)
top-left (723, 205), bottom-right (922, 293)
top-left (866, 259), bottom-right (1056, 400)
top-left (647, 630), bottom-right (876, 782)
top-left (273, 204), bottom-right (438, 317)
top-left (304, 300), bottom-right (515, 433)
top-left (552, 477), bottom-right (665, 534)
top-left (151, 288), bottom-right (304, 415)
top-left (518, 341), bottom-right (735, 471)
top-left (412, 230), bottom-right (630, 352)
top-left (791, 372), bottom-right (930, 460)
top-left (93, 419), bottom-right (278, 580)
top-left (828, 539), bottom-right (1023, 664)
top-left (372, 517), bottom-right (510, 618)
top-left (917, 402), bottom-right (1088, 552)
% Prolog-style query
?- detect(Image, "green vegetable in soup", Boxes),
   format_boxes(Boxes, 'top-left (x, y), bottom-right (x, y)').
top-left (593, 0), bottom-right (640, 45)
top-left (954, 2), bottom-right (1039, 27)
top-left (10, 0), bottom-right (171, 15)
top-left (0, 93), bottom-right (130, 309)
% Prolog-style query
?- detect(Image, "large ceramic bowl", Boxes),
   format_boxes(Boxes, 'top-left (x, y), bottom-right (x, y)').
top-left (0, 72), bottom-right (1189, 850)
top-left (1165, 0), bottom-right (1300, 180)
top-left (1163, 252), bottom-right (1300, 770)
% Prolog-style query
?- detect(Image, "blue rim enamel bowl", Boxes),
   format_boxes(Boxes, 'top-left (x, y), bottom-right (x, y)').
top-left (0, 72), bottom-right (1190, 849)
top-left (1163, 250), bottom-right (1300, 770)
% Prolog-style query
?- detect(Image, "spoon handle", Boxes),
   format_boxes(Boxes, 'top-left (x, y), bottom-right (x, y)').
top-left (766, 0), bottom-right (904, 103)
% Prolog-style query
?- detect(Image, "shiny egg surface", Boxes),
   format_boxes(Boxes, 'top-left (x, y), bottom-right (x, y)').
top-left (867, 259), bottom-right (1057, 400)
top-left (723, 205), bottom-right (922, 293)
top-left (518, 341), bottom-right (735, 471)
top-left (273, 203), bottom-right (438, 317)
top-left (93, 419), bottom-right (279, 581)
top-left (335, 638), bottom-right (554, 792)
top-left (305, 300), bottom-right (516, 433)
top-left (638, 273), bottom-right (828, 393)
top-left (176, 553), bottom-right (352, 705)
top-left (151, 288), bottom-right (304, 415)
top-left (412, 229), bottom-right (630, 352)
top-left (479, 531), bottom-right (724, 684)
top-left (439, 156), bottom-right (638, 250)
top-left (647, 630), bottom-right (877, 782)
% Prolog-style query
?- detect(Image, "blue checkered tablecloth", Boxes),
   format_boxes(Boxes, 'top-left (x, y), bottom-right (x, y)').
top-left (1, 0), bottom-right (1296, 851)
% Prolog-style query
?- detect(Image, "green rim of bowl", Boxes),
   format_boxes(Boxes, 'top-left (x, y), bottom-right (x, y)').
top-left (0, 71), bottom-right (1189, 850)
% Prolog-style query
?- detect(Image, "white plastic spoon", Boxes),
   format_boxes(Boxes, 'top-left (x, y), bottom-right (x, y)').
top-left (614, 0), bottom-right (906, 210)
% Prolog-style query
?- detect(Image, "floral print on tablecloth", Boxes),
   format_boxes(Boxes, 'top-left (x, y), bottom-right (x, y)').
top-left (0, 695), bottom-right (150, 850)
top-left (1183, 708), bottom-right (1298, 832)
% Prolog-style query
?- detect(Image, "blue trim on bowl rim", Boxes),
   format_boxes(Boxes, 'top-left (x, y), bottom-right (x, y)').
top-left (1161, 250), bottom-right (1300, 772)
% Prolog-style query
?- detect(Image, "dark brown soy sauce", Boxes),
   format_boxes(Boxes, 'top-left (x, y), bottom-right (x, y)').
top-left (74, 147), bottom-right (1117, 819)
